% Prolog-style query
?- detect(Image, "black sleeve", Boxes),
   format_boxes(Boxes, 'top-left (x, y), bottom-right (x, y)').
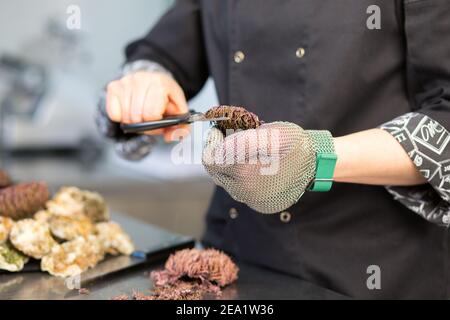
top-left (403, 0), bottom-right (450, 126)
top-left (379, 0), bottom-right (450, 226)
top-left (125, 0), bottom-right (209, 100)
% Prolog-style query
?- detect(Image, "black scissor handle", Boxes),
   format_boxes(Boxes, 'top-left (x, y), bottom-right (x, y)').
top-left (120, 111), bottom-right (193, 134)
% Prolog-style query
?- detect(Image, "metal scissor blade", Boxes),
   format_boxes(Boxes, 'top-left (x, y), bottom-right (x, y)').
top-left (120, 110), bottom-right (230, 134)
top-left (187, 113), bottom-right (230, 123)
top-left (210, 116), bottom-right (231, 121)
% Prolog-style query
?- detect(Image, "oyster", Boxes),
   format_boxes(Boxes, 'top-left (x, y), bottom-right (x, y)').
top-left (0, 242), bottom-right (29, 272)
top-left (41, 235), bottom-right (104, 278)
top-left (49, 214), bottom-right (94, 241)
top-left (95, 222), bottom-right (134, 255)
top-left (0, 216), bottom-right (14, 243)
top-left (9, 219), bottom-right (57, 259)
top-left (33, 210), bottom-right (53, 224)
top-left (46, 187), bottom-right (109, 222)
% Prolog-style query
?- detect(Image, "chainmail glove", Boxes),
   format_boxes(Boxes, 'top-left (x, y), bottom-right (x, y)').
top-left (202, 122), bottom-right (325, 214)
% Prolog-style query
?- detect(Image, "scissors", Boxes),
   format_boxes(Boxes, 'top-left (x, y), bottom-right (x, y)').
top-left (121, 110), bottom-right (229, 134)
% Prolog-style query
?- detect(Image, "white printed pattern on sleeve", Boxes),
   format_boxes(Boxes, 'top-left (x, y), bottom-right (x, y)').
top-left (380, 112), bottom-right (450, 226)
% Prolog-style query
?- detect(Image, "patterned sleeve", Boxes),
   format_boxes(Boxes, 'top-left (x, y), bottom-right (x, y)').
top-left (95, 60), bottom-right (172, 161)
top-left (380, 112), bottom-right (450, 226)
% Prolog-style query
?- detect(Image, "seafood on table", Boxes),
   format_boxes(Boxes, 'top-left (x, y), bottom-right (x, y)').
top-left (46, 187), bottom-right (109, 222)
top-left (0, 242), bottom-right (29, 272)
top-left (0, 182), bottom-right (50, 221)
top-left (0, 173), bottom-right (134, 276)
top-left (95, 221), bottom-right (134, 256)
top-left (49, 214), bottom-right (95, 241)
top-left (114, 248), bottom-right (239, 300)
top-left (9, 219), bottom-right (57, 259)
top-left (0, 216), bottom-right (14, 243)
top-left (41, 235), bottom-right (105, 277)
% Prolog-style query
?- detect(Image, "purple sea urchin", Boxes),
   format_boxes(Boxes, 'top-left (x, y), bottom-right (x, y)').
top-left (205, 106), bottom-right (262, 134)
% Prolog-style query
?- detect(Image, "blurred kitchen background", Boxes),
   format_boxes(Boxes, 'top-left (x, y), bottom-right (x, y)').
top-left (0, 0), bottom-right (218, 238)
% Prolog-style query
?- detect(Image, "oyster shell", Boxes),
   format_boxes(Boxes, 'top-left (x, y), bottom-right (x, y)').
top-left (49, 214), bottom-right (94, 241)
top-left (95, 221), bottom-right (134, 256)
top-left (41, 235), bottom-right (104, 277)
top-left (46, 187), bottom-right (109, 222)
top-left (0, 242), bottom-right (29, 272)
top-left (33, 210), bottom-right (53, 224)
top-left (9, 219), bottom-right (57, 259)
top-left (0, 216), bottom-right (14, 243)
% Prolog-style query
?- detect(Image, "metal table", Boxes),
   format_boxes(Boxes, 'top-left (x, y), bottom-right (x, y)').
top-left (0, 261), bottom-right (348, 300)
top-left (0, 214), bottom-right (348, 300)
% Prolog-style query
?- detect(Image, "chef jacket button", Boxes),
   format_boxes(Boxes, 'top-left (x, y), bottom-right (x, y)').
top-left (229, 207), bottom-right (239, 219)
top-left (234, 51), bottom-right (245, 63)
top-left (295, 47), bottom-right (306, 58)
top-left (280, 211), bottom-right (291, 223)
top-left (443, 214), bottom-right (450, 225)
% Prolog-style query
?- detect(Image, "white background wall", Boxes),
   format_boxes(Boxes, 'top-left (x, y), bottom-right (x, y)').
top-left (0, 0), bottom-right (218, 179)
top-left (0, 0), bottom-right (216, 108)
top-left (0, 0), bottom-right (172, 85)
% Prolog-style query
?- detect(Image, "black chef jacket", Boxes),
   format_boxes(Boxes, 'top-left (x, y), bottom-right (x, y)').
top-left (101, 0), bottom-right (450, 299)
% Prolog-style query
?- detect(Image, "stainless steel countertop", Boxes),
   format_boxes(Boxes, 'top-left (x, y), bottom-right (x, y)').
top-left (77, 260), bottom-right (349, 300)
top-left (0, 213), bottom-right (347, 300)
top-left (0, 260), bottom-right (348, 300)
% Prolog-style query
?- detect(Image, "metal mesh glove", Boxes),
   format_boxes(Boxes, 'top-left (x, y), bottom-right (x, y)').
top-left (202, 122), bottom-right (317, 214)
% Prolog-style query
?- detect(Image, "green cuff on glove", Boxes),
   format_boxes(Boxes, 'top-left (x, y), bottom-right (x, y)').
top-left (307, 130), bottom-right (337, 192)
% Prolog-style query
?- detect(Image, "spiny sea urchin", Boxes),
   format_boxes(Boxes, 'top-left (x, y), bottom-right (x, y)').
top-left (139, 248), bottom-right (239, 300)
top-left (0, 170), bottom-right (11, 188)
top-left (154, 248), bottom-right (239, 287)
top-left (205, 106), bottom-right (262, 134)
top-left (0, 182), bottom-right (50, 220)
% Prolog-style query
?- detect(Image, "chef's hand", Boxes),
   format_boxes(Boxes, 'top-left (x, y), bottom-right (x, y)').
top-left (202, 122), bottom-right (317, 214)
top-left (105, 71), bottom-right (190, 142)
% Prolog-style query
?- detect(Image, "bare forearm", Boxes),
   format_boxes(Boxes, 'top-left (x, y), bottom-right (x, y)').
top-left (333, 128), bottom-right (426, 186)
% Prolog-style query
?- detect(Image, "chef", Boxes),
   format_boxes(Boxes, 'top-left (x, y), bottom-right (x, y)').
top-left (96, 0), bottom-right (450, 299)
